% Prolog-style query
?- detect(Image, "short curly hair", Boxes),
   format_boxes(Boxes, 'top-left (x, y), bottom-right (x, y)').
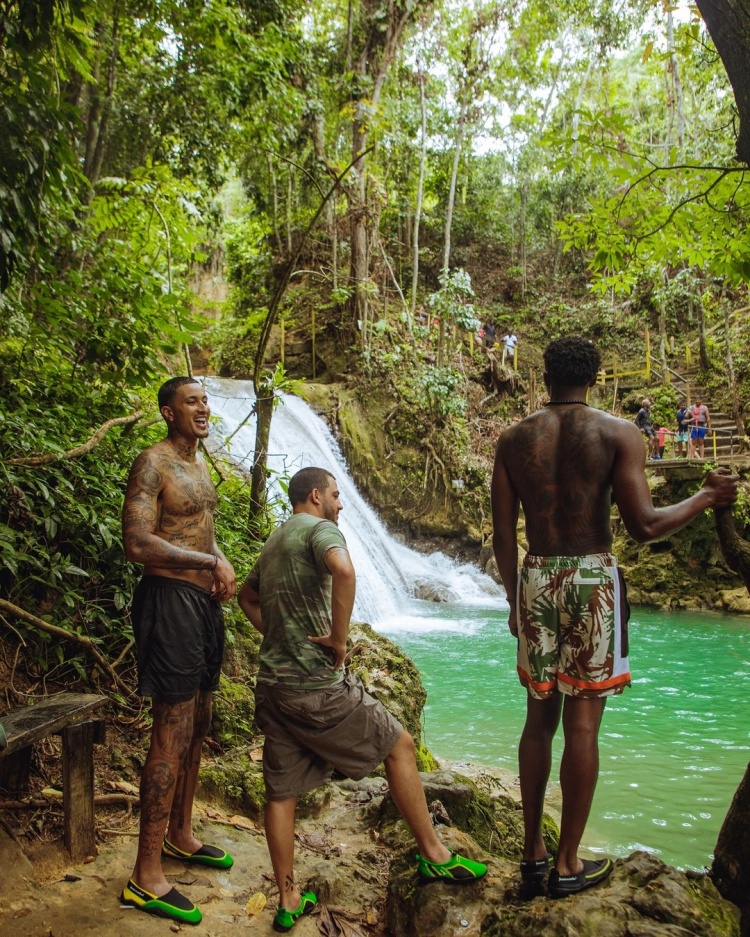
top-left (543, 337), bottom-right (601, 387)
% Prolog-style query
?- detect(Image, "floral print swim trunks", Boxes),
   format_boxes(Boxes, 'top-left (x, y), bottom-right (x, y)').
top-left (517, 553), bottom-right (631, 699)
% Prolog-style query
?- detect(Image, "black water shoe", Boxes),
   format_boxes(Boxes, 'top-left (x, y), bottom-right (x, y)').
top-left (519, 854), bottom-right (553, 883)
top-left (548, 857), bottom-right (613, 898)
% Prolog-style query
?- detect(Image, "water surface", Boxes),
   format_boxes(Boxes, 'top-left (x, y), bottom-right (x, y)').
top-left (379, 601), bottom-right (750, 870)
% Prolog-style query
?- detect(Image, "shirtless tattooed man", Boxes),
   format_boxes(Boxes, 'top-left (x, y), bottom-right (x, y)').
top-left (120, 376), bottom-right (237, 925)
top-left (491, 337), bottom-right (738, 899)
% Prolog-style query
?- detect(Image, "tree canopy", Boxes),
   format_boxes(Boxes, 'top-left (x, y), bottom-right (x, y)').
top-left (2, 0), bottom-right (750, 688)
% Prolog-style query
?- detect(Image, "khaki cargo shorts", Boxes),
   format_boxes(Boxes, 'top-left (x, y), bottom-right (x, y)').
top-left (254, 671), bottom-right (404, 799)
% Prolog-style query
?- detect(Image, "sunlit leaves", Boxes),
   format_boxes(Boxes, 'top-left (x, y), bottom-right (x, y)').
top-left (427, 267), bottom-right (480, 331)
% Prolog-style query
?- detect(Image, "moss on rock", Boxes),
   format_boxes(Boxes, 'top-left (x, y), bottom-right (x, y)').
top-left (377, 770), bottom-right (531, 860)
top-left (199, 750), bottom-right (266, 817)
top-left (349, 622), bottom-right (430, 747)
top-left (211, 629), bottom-right (260, 746)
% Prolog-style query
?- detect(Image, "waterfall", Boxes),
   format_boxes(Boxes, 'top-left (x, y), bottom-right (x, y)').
top-left (206, 377), bottom-right (503, 626)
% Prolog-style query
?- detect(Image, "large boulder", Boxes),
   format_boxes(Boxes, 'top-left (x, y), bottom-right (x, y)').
top-left (713, 762), bottom-right (750, 936)
top-left (386, 849), bottom-right (740, 937)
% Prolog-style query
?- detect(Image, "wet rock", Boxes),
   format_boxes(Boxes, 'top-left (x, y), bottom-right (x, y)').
top-left (713, 762), bottom-right (750, 936)
top-left (412, 579), bottom-right (454, 602)
top-left (348, 622), bottom-right (429, 744)
top-left (378, 770), bottom-right (527, 858)
top-left (719, 588), bottom-right (750, 613)
top-left (386, 849), bottom-right (739, 937)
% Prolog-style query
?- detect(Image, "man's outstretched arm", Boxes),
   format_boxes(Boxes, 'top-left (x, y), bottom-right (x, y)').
top-left (612, 421), bottom-right (738, 542)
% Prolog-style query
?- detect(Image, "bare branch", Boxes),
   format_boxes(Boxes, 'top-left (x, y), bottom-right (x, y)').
top-left (7, 411), bottom-right (145, 467)
top-left (0, 598), bottom-right (137, 701)
top-left (249, 145), bottom-right (326, 199)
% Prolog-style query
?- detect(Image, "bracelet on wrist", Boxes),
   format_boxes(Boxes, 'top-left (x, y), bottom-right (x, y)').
top-left (211, 553), bottom-right (219, 572)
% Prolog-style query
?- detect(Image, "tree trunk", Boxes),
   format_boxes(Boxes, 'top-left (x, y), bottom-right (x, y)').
top-left (268, 155), bottom-right (282, 254)
top-left (347, 1), bottom-right (428, 343)
top-left (442, 107), bottom-right (466, 273)
top-left (247, 158), bottom-right (364, 536)
top-left (666, 10), bottom-right (685, 152)
top-left (572, 58), bottom-right (593, 156)
top-left (694, 0), bottom-right (750, 164)
top-left (438, 107), bottom-right (466, 366)
top-left (520, 179), bottom-right (528, 297)
top-left (331, 192), bottom-right (338, 293)
top-left (712, 760), bottom-right (750, 936)
top-left (410, 68), bottom-right (427, 321)
top-left (350, 113), bottom-right (369, 349)
top-left (712, 492), bottom-right (750, 937)
top-left (83, 3), bottom-right (120, 186)
top-left (658, 303), bottom-right (667, 375)
top-left (724, 304), bottom-right (746, 438)
top-left (345, 0), bottom-right (354, 72)
top-left (286, 169), bottom-right (293, 257)
top-left (699, 295), bottom-right (710, 370)
top-left (248, 394), bottom-right (273, 537)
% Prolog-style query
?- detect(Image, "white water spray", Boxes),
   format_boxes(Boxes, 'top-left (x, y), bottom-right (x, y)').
top-left (206, 378), bottom-right (503, 626)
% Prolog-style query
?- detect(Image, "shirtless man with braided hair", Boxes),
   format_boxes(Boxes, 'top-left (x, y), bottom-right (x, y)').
top-left (491, 336), bottom-right (738, 898)
top-left (120, 376), bottom-right (236, 925)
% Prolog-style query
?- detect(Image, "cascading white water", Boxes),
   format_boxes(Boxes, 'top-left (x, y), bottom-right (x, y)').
top-left (206, 377), bottom-right (503, 626)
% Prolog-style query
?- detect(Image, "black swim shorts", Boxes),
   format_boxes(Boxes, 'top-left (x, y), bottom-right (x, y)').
top-left (131, 575), bottom-right (225, 703)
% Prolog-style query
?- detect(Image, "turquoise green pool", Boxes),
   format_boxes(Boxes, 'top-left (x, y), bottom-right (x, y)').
top-left (379, 602), bottom-right (750, 870)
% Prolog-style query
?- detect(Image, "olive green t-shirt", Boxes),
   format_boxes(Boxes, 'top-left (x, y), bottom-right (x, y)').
top-left (244, 513), bottom-right (348, 688)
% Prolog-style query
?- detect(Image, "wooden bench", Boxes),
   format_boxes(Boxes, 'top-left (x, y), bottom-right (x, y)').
top-left (0, 693), bottom-right (107, 859)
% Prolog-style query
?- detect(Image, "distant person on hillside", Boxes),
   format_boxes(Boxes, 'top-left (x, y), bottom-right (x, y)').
top-left (502, 329), bottom-right (519, 367)
top-left (120, 377), bottom-right (237, 926)
top-left (238, 467), bottom-right (486, 932)
top-left (484, 321), bottom-right (497, 350)
top-left (676, 401), bottom-right (690, 458)
top-left (656, 425), bottom-right (672, 459)
top-left (491, 336), bottom-right (738, 899)
top-left (687, 396), bottom-right (711, 459)
top-left (635, 398), bottom-right (660, 460)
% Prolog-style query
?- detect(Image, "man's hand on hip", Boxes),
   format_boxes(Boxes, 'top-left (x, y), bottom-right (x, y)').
top-left (308, 633), bottom-right (347, 669)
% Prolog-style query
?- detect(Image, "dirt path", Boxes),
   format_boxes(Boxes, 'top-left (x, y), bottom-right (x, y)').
top-left (0, 781), bottom-right (395, 937)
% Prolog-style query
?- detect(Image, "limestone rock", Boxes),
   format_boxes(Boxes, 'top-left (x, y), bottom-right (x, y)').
top-left (413, 578), bottom-right (454, 602)
top-left (713, 762), bottom-right (750, 936)
top-left (719, 588), bottom-right (750, 613)
top-left (348, 622), bottom-right (429, 744)
top-left (378, 770), bottom-right (528, 858)
top-left (386, 849), bottom-right (740, 937)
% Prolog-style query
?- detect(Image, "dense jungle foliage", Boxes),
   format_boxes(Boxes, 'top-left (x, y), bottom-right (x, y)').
top-left (2, 0), bottom-right (750, 701)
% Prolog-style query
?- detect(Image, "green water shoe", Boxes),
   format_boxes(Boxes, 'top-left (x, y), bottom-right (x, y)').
top-left (416, 851), bottom-right (488, 884)
top-left (120, 878), bottom-right (202, 924)
top-left (162, 837), bottom-right (234, 868)
top-left (273, 891), bottom-right (317, 932)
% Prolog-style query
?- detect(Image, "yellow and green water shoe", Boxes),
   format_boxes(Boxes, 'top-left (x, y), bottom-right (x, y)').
top-left (120, 878), bottom-right (202, 925)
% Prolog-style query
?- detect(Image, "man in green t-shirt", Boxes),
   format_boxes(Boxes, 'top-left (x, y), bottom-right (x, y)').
top-left (239, 466), bottom-right (486, 932)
